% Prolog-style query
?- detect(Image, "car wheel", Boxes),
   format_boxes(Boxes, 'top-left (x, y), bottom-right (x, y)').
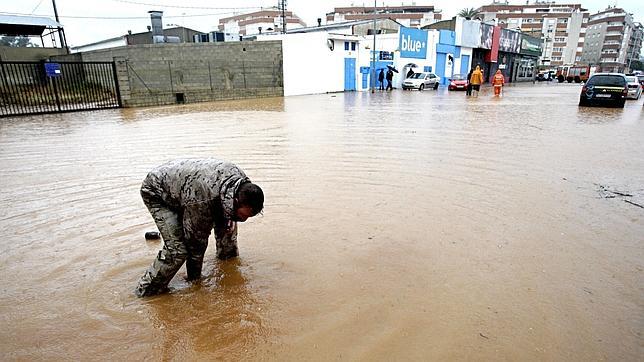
top-left (578, 98), bottom-right (589, 107)
top-left (617, 100), bottom-right (625, 108)
top-left (419, 84), bottom-right (424, 91)
top-left (433, 83), bottom-right (439, 90)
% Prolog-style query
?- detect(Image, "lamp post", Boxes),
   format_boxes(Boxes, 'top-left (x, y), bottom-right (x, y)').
top-left (371, 0), bottom-right (376, 93)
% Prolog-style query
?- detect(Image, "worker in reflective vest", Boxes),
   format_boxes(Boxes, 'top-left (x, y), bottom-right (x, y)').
top-left (492, 70), bottom-right (505, 96)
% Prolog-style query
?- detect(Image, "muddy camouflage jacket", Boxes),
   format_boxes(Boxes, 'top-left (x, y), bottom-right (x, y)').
top-left (140, 159), bottom-right (249, 242)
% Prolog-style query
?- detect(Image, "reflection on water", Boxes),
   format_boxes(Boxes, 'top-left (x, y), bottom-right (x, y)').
top-left (0, 83), bottom-right (643, 360)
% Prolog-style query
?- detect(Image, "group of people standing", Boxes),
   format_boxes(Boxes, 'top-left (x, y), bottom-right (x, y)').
top-left (466, 65), bottom-right (506, 97)
top-left (375, 63), bottom-right (507, 96)
top-left (377, 68), bottom-right (394, 91)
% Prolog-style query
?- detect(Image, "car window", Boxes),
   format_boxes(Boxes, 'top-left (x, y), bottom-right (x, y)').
top-left (587, 75), bottom-right (626, 86)
top-left (625, 76), bottom-right (637, 82)
top-left (410, 73), bottom-right (423, 79)
top-left (430, 74), bottom-right (436, 78)
top-left (452, 74), bottom-right (465, 80)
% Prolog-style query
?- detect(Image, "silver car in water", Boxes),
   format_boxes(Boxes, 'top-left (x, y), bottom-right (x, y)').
top-left (625, 76), bottom-right (642, 100)
top-left (402, 72), bottom-right (439, 91)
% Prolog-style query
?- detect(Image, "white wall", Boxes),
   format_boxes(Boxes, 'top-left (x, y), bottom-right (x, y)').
top-left (258, 32), bottom-right (353, 96)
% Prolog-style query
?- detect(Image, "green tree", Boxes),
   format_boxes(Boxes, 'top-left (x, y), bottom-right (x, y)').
top-left (0, 36), bottom-right (40, 47)
top-left (458, 7), bottom-right (481, 20)
top-left (630, 60), bottom-right (644, 71)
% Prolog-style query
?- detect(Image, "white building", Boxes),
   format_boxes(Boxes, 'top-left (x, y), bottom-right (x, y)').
top-left (256, 19), bottom-right (440, 96)
top-left (218, 8), bottom-right (306, 36)
top-left (477, 1), bottom-right (589, 66)
top-left (326, 5), bottom-right (442, 28)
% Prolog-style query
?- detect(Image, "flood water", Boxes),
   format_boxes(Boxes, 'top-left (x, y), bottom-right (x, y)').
top-left (1, 83), bottom-right (643, 360)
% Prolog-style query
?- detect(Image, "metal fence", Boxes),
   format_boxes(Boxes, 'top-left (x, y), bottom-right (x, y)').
top-left (0, 61), bottom-right (121, 117)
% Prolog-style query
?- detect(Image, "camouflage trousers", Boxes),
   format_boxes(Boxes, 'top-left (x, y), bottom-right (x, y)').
top-left (135, 191), bottom-right (238, 297)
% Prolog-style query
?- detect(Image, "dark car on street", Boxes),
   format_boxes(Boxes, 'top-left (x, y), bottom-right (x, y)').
top-left (578, 73), bottom-right (628, 108)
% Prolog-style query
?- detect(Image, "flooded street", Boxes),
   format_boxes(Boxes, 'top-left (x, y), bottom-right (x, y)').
top-left (1, 83), bottom-right (643, 360)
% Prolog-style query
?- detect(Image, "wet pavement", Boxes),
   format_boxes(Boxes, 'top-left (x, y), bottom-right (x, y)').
top-left (0, 83), bottom-right (643, 360)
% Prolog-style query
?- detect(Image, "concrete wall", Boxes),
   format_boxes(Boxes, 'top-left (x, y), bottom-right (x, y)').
top-left (0, 47), bottom-right (68, 61)
top-left (68, 41), bottom-right (283, 107)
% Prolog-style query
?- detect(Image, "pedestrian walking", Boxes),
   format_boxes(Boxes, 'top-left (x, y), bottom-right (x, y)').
top-left (492, 70), bottom-right (505, 96)
top-left (406, 68), bottom-right (414, 79)
top-left (378, 69), bottom-right (385, 91)
top-left (386, 68), bottom-right (394, 91)
top-left (470, 65), bottom-right (483, 97)
top-left (466, 68), bottom-right (474, 96)
top-left (135, 159), bottom-right (264, 297)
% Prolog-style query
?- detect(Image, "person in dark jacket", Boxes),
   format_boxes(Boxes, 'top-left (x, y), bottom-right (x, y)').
top-left (406, 68), bottom-right (414, 79)
top-left (386, 69), bottom-right (394, 91)
top-left (466, 69), bottom-right (473, 96)
top-left (378, 69), bottom-right (385, 90)
top-left (135, 159), bottom-right (264, 297)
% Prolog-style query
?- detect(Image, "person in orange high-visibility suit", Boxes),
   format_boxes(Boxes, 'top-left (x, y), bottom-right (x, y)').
top-left (492, 70), bottom-right (505, 96)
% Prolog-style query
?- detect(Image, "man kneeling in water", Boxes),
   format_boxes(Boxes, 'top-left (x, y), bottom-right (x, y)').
top-left (135, 159), bottom-right (264, 297)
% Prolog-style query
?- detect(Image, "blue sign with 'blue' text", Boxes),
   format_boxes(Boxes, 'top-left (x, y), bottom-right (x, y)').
top-left (399, 27), bottom-right (428, 59)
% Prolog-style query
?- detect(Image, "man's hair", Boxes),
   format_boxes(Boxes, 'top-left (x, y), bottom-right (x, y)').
top-left (236, 182), bottom-right (264, 214)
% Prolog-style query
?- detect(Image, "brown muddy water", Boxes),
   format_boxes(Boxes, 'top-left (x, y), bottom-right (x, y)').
top-left (1, 83), bottom-right (643, 360)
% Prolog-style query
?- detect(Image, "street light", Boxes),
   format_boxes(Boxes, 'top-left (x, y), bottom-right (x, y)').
top-left (371, 0), bottom-right (376, 93)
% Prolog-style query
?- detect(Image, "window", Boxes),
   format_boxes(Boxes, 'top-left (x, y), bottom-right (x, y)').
top-left (351, 42), bottom-right (356, 51)
top-left (587, 75), bottom-right (625, 86)
top-left (344, 41), bottom-right (349, 50)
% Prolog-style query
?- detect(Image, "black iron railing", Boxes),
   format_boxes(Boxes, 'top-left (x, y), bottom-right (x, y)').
top-left (0, 61), bottom-right (121, 117)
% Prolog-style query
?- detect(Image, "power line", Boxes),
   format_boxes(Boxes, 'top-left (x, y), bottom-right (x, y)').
top-left (0, 11), bottom-right (245, 19)
top-left (110, 0), bottom-right (262, 10)
top-left (30, 0), bottom-right (46, 14)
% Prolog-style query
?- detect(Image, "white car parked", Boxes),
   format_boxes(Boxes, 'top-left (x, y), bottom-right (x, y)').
top-left (402, 72), bottom-right (439, 91)
top-left (625, 75), bottom-right (642, 100)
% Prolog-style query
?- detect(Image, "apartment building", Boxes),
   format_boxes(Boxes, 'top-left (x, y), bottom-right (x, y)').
top-left (325, 5), bottom-right (441, 28)
top-left (217, 8), bottom-right (306, 36)
top-left (580, 7), bottom-right (643, 73)
top-left (478, 1), bottom-right (589, 66)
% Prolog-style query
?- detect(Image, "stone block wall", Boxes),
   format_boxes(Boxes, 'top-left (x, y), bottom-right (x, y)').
top-left (74, 41), bottom-right (283, 107)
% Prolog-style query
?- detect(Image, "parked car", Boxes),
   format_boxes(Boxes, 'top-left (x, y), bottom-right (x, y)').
top-left (448, 74), bottom-right (468, 91)
top-left (625, 75), bottom-right (642, 99)
top-left (578, 73), bottom-right (627, 108)
top-left (402, 72), bottom-right (439, 91)
top-left (637, 74), bottom-right (644, 89)
top-left (537, 71), bottom-right (554, 81)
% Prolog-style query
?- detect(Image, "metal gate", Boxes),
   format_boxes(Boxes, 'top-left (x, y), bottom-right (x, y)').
top-left (0, 61), bottom-right (122, 117)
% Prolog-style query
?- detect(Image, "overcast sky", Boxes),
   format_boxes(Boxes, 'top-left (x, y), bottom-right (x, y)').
top-left (1, 0), bottom-right (643, 47)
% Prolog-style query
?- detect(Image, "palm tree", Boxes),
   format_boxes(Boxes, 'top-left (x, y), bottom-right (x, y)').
top-left (458, 7), bottom-right (481, 20)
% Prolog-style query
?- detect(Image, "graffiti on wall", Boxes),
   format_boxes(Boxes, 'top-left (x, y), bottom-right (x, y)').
top-left (479, 23), bottom-right (493, 49)
top-left (499, 29), bottom-right (521, 54)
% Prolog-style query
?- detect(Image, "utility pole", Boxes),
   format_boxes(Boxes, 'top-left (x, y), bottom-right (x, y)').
top-left (278, 0), bottom-right (287, 34)
top-left (371, 0), bottom-right (376, 93)
top-left (51, 0), bottom-right (67, 50)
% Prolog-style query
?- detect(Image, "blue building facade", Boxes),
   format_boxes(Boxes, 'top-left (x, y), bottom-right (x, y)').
top-left (434, 30), bottom-right (462, 85)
